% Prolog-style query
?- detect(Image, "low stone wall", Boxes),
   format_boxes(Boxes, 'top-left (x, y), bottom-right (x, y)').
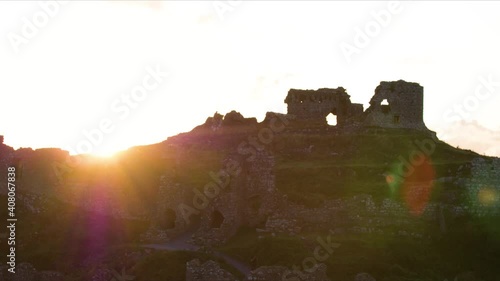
top-left (464, 157), bottom-right (500, 217)
top-left (186, 259), bottom-right (237, 281)
top-left (265, 194), bottom-right (443, 238)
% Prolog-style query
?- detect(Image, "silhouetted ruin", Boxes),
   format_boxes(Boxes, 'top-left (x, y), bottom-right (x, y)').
top-left (284, 87), bottom-right (363, 127)
top-left (284, 80), bottom-right (427, 130)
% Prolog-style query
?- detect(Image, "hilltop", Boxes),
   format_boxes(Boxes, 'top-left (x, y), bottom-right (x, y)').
top-left (0, 80), bottom-right (499, 281)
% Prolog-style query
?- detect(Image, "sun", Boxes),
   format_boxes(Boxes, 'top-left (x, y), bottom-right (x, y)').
top-left (81, 141), bottom-right (135, 158)
top-left (88, 147), bottom-right (122, 158)
top-left (92, 151), bottom-right (116, 158)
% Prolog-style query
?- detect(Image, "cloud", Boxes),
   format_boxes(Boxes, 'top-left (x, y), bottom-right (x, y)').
top-left (437, 120), bottom-right (500, 157)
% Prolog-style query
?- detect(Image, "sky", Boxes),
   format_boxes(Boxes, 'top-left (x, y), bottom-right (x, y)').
top-left (0, 1), bottom-right (499, 157)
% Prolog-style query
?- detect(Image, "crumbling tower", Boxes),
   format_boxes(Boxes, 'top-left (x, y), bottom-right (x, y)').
top-left (363, 80), bottom-right (427, 130)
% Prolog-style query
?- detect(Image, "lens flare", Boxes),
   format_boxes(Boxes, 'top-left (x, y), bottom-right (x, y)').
top-left (402, 155), bottom-right (435, 216)
top-left (387, 153), bottom-right (435, 216)
top-left (478, 187), bottom-right (498, 206)
top-left (385, 174), bottom-right (395, 184)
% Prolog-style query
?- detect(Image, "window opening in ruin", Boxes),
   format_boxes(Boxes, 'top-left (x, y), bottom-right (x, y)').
top-left (210, 210), bottom-right (224, 228)
top-left (326, 113), bottom-right (337, 126)
top-left (381, 99), bottom-right (391, 114)
top-left (160, 208), bottom-right (176, 229)
top-left (394, 115), bottom-right (400, 124)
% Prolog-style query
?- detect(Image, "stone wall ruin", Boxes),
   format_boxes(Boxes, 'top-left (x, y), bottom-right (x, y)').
top-left (463, 157), bottom-right (500, 216)
top-left (145, 149), bottom-right (280, 246)
top-left (284, 87), bottom-right (363, 127)
top-left (363, 80), bottom-right (426, 130)
top-left (284, 80), bottom-right (428, 131)
top-left (192, 149), bottom-right (280, 245)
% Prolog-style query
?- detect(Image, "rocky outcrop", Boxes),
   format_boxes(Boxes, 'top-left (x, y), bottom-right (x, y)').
top-left (223, 110), bottom-right (258, 127)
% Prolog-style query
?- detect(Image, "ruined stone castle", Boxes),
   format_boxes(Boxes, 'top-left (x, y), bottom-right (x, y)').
top-left (143, 80), bottom-right (434, 245)
top-left (284, 80), bottom-right (427, 130)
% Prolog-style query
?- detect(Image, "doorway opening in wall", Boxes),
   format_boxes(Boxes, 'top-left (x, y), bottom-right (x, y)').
top-left (326, 113), bottom-right (337, 126)
top-left (160, 208), bottom-right (176, 229)
top-left (210, 210), bottom-right (224, 229)
top-left (394, 115), bottom-right (400, 124)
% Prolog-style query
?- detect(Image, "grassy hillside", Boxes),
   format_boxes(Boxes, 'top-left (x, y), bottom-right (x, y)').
top-left (1, 124), bottom-right (498, 280)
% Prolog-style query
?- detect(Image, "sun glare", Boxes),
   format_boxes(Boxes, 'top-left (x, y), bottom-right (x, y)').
top-left (91, 150), bottom-right (118, 158)
top-left (76, 147), bottom-right (122, 158)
